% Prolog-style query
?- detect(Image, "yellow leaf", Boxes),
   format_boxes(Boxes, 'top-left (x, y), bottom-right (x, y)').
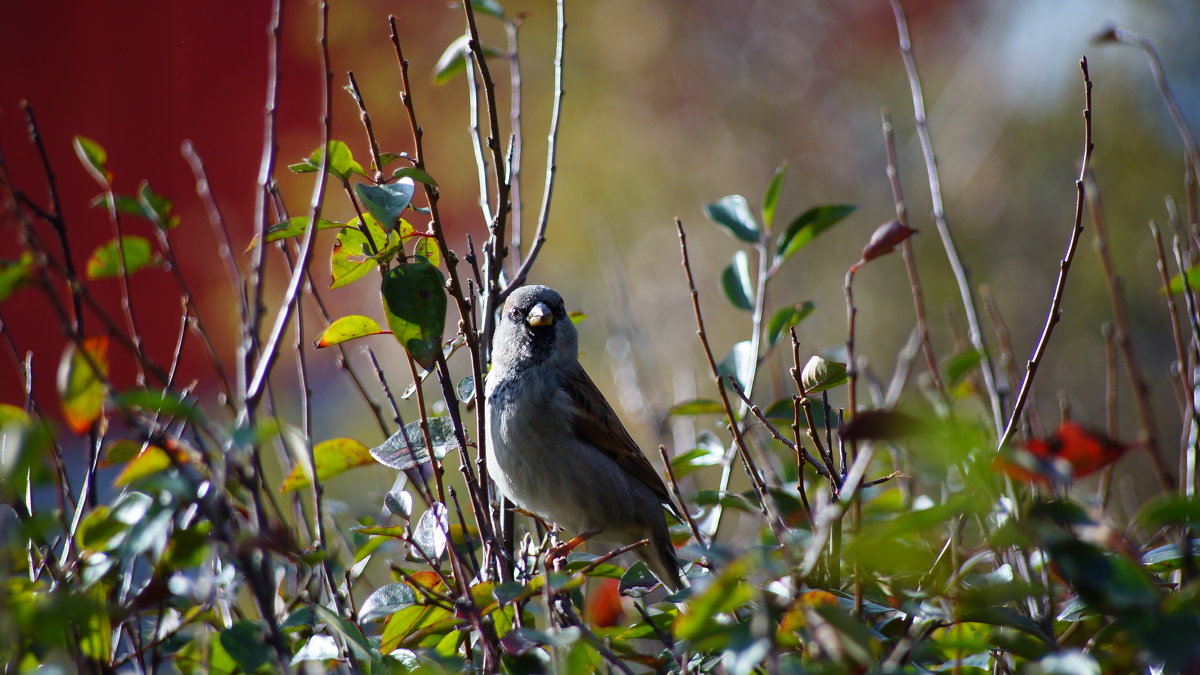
top-left (57, 337), bottom-right (108, 434)
top-left (281, 437), bottom-right (374, 493)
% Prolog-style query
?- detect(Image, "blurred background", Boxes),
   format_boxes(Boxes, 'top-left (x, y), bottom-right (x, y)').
top-left (2, 0), bottom-right (1198, 510)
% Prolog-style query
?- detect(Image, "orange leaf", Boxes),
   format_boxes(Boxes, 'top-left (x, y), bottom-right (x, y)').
top-left (57, 336), bottom-right (109, 434)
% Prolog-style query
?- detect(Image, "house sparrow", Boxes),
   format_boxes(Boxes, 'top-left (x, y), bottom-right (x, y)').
top-left (485, 285), bottom-right (685, 591)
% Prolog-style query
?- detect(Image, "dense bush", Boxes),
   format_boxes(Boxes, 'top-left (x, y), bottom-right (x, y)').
top-left (2, 2), bottom-right (1199, 673)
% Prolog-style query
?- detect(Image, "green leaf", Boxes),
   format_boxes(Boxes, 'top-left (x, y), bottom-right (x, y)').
top-left (313, 315), bottom-right (387, 348)
top-left (73, 135), bottom-right (111, 184)
top-left (776, 204), bottom-right (856, 260)
top-left (455, 0), bottom-right (505, 18)
top-left (1164, 264), bottom-right (1200, 295)
top-left (944, 348), bottom-right (982, 385)
top-left (0, 252), bottom-right (34, 303)
top-left (667, 399), bottom-right (725, 416)
top-left (762, 165), bottom-right (786, 230)
top-left (137, 180), bottom-right (180, 230)
top-left (113, 444), bottom-right (173, 486)
top-left (280, 437), bottom-right (374, 493)
top-left (355, 178), bottom-right (416, 232)
top-left (112, 389), bottom-right (201, 423)
top-left (330, 216), bottom-right (389, 289)
top-left (85, 236), bottom-right (159, 279)
top-left (245, 216), bottom-right (343, 251)
top-left (414, 235), bottom-right (441, 268)
top-left (370, 416), bottom-right (457, 470)
top-left (457, 375), bottom-right (476, 403)
top-left (392, 166), bottom-right (438, 186)
top-left (720, 250), bottom-right (754, 311)
top-left (703, 195), bottom-right (760, 243)
top-left (90, 193), bottom-right (143, 217)
top-left (219, 621), bottom-right (270, 673)
top-left (291, 636), bottom-right (339, 665)
top-left (800, 355), bottom-right (847, 393)
top-left (296, 140), bottom-right (364, 180)
top-left (618, 561), bottom-right (658, 598)
top-left (674, 561), bottom-right (753, 640)
top-left (766, 301), bottom-right (814, 347)
top-left (433, 34), bottom-right (502, 85)
top-left (359, 582), bottom-right (420, 622)
top-left (58, 336), bottom-right (108, 434)
top-left (312, 606), bottom-right (373, 661)
top-left (381, 259), bottom-right (447, 369)
top-left (1138, 495), bottom-right (1200, 530)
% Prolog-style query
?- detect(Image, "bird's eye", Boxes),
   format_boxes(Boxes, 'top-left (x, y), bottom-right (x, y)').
top-left (508, 307), bottom-right (521, 320)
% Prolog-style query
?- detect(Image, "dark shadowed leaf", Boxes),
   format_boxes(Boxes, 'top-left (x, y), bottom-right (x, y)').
top-left (314, 315), bottom-right (387, 348)
top-left (703, 195), bottom-right (760, 243)
top-left (766, 302), bottom-right (814, 347)
top-left (776, 204), bottom-right (856, 260)
top-left (718, 340), bottom-right (756, 391)
top-left (355, 178), bottom-right (415, 232)
top-left (1137, 495), bottom-right (1200, 530)
top-left (86, 236), bottom-right (159, 279)
top-left (218, 620), bottom-right (270, 673)
top-left (380, 260), bottom-right (447, 369)
top-left (721, 250), bottom-right (754, 311)
top-left (840, 409), bottom-right (923, 443)
top-left (618, 561), bottom-right (658, 598)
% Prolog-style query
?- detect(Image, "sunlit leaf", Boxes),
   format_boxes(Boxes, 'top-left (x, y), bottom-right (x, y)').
top-left (721, 250), bottom-right (754, 311)
top-left (245, 217), bottom-right (343, 252)
top-left (331, 216), bottom-right (389, 289)
top-left (58, 336), bottom-right (108, 434)
top-left (762, 165), bottom-right (786, 230)
top-left (800, 355), bottom-right (846, 393)
top-left (291, 635), bottom-right (339, 665)
top-left (703, 194), bottom-right (760, 243)
top-left (360, 582), bottom-right (420, 622)
top-left (281, 437), bottom-right (374, 493)
top-left (304, 140), bottom-right (365, 180)
top-left (414, 235), bottom-right (441, 268)
top-left (381, 259), bottom-right (447, 370)
top-left (137, 180), bottom-right (180, 230)
top-left (73, 135), bottom-right (111, 184)
top-left (314, 315), bottom-right (387, 348)
top-left (114, 444), bottom-right (174, 486)
top-left (1141, 540), bottom-right (1200, 573)
top-left (392, 166), bottom-right (438, 186)
top-left (1163, 264), bottom-right (1200, 296)
top-left (86, 236), bottom-right (159, 279)
top-left (776, 204), bottom-right (856, 260)
top-left (433, 34), bottom-right (502, 85)
top-left (766, 301), bottom-right (814, 347)
top-left (0, 252), bottom-right (34, 303)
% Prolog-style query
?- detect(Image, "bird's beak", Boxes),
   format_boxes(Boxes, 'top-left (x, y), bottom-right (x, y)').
top-left (527, 302), bottom-right (554, 327)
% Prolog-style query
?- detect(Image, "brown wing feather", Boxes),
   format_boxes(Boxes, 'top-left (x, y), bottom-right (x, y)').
top-left (562, 363), bottom-right (679, 518)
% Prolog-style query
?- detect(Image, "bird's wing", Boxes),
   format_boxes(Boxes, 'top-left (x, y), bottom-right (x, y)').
top-left (561, 362), bottom-right (680, 519)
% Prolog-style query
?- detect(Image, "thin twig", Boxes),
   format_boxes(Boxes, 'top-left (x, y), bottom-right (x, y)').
top-left (1084, 171), bottom-right (1173, 490)
top-left (506, 0), bottom-right (566, 296)
top-left (888, 0), bottom-right (1003, 432)
top-left (998, 58), bottom-right (1094, 449)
